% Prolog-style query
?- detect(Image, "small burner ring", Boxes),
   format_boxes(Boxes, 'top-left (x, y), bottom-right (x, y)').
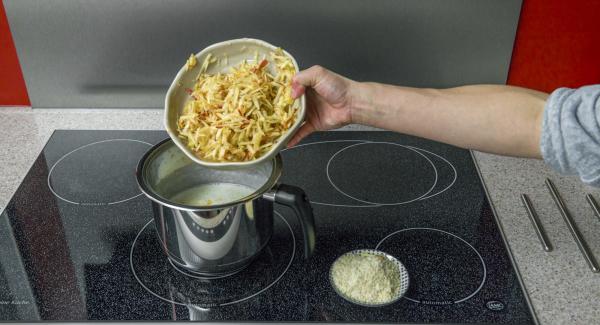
top-left (376, 227), bottom-right (487, 304)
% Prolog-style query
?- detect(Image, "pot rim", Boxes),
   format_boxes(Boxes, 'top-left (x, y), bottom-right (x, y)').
top-left (136, 138), bottom-right (282, 212)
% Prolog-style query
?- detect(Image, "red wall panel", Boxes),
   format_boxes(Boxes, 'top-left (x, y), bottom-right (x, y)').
top-left (0, 0), bottom-right (29, 106)
top-left (507, 0), bottom-right (600, 93)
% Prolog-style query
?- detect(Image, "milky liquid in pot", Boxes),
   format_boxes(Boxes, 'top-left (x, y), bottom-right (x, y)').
top-left (170, 182), bottom-right (255, 206)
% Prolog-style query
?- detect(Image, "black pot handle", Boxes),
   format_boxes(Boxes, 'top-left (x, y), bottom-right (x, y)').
top-left (267, 184), bottom-right (316, 258)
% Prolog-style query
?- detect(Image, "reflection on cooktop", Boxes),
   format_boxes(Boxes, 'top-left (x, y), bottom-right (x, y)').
top-left (0, 130), bottom-right (536, 323)
top-left (130, 212), bottom-right (296, 307)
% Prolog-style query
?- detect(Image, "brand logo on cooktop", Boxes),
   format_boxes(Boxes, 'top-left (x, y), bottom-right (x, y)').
top-left (486, 300), bottom-right (505, 311)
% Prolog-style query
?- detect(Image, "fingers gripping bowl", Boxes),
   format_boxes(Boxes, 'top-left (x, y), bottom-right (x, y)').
top-left (165, 38), bottom-right (306, 169)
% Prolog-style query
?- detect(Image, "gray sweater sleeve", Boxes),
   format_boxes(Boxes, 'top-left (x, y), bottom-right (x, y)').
top-left (540, 85), bottom-right (600, 187)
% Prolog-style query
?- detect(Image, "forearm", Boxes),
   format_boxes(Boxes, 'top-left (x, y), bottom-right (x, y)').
top-left (350, 82), bottom-right (548, 158)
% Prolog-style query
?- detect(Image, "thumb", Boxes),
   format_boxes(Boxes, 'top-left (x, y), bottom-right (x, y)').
top-left (291, 65), bottom-right (328, 99)
top-left (287, 122), bottom-right (315, 148)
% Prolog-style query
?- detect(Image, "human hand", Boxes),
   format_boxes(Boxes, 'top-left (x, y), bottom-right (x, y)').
top-left (287, 66), bottom-right (356, 147)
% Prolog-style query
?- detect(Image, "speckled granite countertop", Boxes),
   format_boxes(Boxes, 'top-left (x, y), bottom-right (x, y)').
top-left (1, 107), bottom-right (599, 324)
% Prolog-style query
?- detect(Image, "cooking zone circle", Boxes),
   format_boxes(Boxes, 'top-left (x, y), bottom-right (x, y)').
top-left (408, 146), bottom-right (457, 200)
top-left (130, 212), bottom-right (296, 307)
top-left (376, 228), bottom-right (486, 305)
top-left (47, 139), bottom-right (152, 206)
top-left (282, 140), bottom-right (457, 207)
top-left (326, 142), bottom-right (437, 205)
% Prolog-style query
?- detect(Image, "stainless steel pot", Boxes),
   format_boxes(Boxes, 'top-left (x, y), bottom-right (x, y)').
top-left (136, 138), bottom-right (316, 277)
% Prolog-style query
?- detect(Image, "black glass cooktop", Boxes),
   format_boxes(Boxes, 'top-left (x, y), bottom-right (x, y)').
top-left (0, 130), bottom-right (537, 323)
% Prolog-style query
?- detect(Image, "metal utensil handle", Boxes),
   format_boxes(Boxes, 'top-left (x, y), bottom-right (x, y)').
top-left (520, 194), bottom-right (552, 252)
top-left (545, 179), bottom-right (599, 273)
top-left (586, 194), bottom-right (600, 222)
top-left (266, 184), bottom-right (316, 259)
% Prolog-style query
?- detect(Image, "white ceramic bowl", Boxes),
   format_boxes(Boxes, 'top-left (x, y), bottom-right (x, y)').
top-left (164, 38), bottom-right (306, 169)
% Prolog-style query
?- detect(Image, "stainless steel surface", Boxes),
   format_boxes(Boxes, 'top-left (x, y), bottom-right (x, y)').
top-left (520, 194), bottom-right (552, 252)
top-left (545, 179), bottom-right (600, 273)
top-left (136, 139), bottom-right (282, 211)
top-left (586, 194), bottom-right (600, 222)
top-left (151, 198), bottom-right (274, 276)
top-left (329, 249), bottom-right (409, 308)
top-left (136, 138), bottom-right (315, 275)
top-left (5, 0), bottom-right (522, 108)
top-left (262, 190), bottom-right (276, 203)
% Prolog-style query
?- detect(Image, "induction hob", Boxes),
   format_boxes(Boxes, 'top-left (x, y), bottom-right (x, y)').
top-left (0, 130), bottom-right (537, 323)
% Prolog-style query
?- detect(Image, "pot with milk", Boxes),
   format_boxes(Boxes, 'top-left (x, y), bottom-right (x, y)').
top-left (136, 139), bottom-right (315, 277)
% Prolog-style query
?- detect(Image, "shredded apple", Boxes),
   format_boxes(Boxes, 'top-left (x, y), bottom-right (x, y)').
top-left (177, 49), bottom-right (297, 162)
